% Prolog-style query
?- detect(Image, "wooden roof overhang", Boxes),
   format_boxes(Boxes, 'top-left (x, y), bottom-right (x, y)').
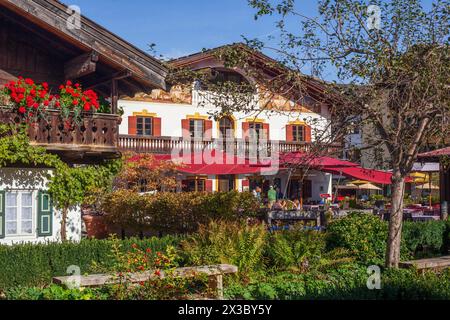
top-left (169, 43), bottom-right (345, 112)
top-left (0, 0), bottom-right (168, 97)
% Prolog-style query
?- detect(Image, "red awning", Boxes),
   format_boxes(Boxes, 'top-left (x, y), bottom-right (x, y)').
top-left (418, 147), bottom-right (450, 158)
top-left (324, 166), bottom-right (394, 185)
top-left (154, 150), bottom-right (277, 175)
top-left (280, 151), bottom-right (360, 169)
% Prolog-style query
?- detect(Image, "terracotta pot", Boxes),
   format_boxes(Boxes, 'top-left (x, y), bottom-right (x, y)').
top-left (82, 214), bottom-right (109, 239)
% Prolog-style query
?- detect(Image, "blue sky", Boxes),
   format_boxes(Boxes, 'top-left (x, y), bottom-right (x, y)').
top-left (63, 0), bottom-right (435, 82)
top-left (63, 0), bottom-right (312, 59)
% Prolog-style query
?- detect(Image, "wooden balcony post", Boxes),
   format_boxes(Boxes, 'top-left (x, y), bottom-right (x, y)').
top-left (111, 79), bottom-right (118, 115)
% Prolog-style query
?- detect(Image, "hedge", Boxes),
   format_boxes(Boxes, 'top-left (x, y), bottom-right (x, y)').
top-left (102, 190), bottom-right (260, 235)
top-left (326, 212), bottom-right (450, 264)
top-left (224, 268), bottom-right (450, 300)
top-left (0, 236), bottom-right (181, 291)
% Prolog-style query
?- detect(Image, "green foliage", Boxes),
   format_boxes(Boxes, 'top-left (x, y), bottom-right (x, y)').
top-left (103, 190), bottom-right (260, 235)
top-left (180, 220), bottom-right (267, 277)
top-left (0, 124), bottom-right (60, 168)
top-left (266, 228), bottom-right (354, 273)
top-left (224, 268), bottom-right (450, 300)
top-left (0, 236), bottom-right (181, 291)
top-left (48, 159), bottom-right (122, 211)
top-left (402, 220), bottom-right (447, 256)
top-left (326, 212), bottom-right (390, 264)
top-left (327, 212), bottom-right (449, 263)
top-left (4, 284), bottom-right (107, 300)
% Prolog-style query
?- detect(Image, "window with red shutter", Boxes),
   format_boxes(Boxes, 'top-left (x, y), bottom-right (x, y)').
top-left (204, 120), bottom-right (213, 140)
top-left (286, 124), bottom-right (293, 142)
top-left (304, 125), bottom-right (312, 142)
top-left (128, 116), bottom-right (137, 135)
top-left (153, 117), bottom-right (162, 136)
top-left (242, 122), bottom-right (250, 140)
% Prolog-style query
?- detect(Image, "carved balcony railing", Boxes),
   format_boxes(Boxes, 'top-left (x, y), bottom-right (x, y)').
top-left (0, 107), bottom-right (121, 163)
top-left (118, 134), bottom-right (317, 156)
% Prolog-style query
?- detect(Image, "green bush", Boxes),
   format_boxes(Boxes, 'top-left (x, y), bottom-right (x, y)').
top-left (4, 284), bottom-right (108, 300)
top-left (0, 236), bottom-right (181, 291)
top-left (103, 190), bottom-right (260, 235)
top-left (326, 212), bottom-right (450, 265)
top-left (326, 212), bottom-right (390, 264)
top-left (180, 220), bottom-right (267, 277)
top-left (402, 220), bottom-right (447, 256)
top-left (266, 229), bottom-right (325, 272)
top-left (224, 268), bottom-right (450, 300)
top-left (265, 228), bottom-right (353, 272)
top-left (326, 212), bottom-right (448, 264)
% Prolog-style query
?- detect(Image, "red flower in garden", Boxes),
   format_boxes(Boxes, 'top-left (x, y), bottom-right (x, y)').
top-left (25, 78), bottom-right (34, 85)
top-left (33, 103), bottom-right (39, 109)
top-left (72, 99), bottom-right (79, 106)
top-left (83, 103), bottom-right (91, 111)
top-left (18, 106), bottom-right (26, 114)
top-left (43, 100), bottom-right (49, 106)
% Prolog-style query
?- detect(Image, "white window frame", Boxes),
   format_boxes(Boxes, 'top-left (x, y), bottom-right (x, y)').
top-left (189, 119), bottom-right (204, 139)
top-left (5, 190), bottom-right (36, 238)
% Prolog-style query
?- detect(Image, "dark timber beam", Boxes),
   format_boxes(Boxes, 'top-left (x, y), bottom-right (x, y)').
top-left (64, 51), bottom-right (99, 80)
top-left (2, 0), bottom-right (167, 90)
top-left (85, 70), bottom-right (133, 90)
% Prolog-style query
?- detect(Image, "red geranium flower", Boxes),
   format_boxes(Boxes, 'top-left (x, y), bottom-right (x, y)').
top-left (18, 106), bottom-right (26, 114)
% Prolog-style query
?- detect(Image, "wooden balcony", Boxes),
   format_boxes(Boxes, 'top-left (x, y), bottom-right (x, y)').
top-left (0, 107), bottom-right (121, 163)
top-left (119, 134), bottom-right (315, 156)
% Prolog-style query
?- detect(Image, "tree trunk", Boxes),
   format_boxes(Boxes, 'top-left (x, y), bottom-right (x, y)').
top-left (385, 171), bottom-right (405, 268)
top-left (61, 207), bottom-right (68, 242)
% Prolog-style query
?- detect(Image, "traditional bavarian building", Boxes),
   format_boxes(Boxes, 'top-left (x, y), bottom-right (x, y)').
top-left (118, 45), bottom-right (340, 200)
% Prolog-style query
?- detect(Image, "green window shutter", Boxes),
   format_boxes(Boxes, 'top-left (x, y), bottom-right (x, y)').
top-left (37, 191), bottom-right (53, 237)
top-left (0, 191), bottom-right (4, 239)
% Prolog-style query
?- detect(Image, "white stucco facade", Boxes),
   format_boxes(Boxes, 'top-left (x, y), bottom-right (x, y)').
top-left (118, 91), bottom-right (331, 140)
top-left (119, 88), bottom-right (333, 201)
top-left (0, 167), bottom-right (81, 245)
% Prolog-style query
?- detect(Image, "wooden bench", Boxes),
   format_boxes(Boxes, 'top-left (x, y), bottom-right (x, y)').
top-left (53, 264), bottom-right (238, 299)
top-left (400, 255), bottom-right (450, 273)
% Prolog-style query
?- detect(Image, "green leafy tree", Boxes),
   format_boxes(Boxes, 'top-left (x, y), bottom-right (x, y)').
top-left (234, 0), bottom-right (449, 268)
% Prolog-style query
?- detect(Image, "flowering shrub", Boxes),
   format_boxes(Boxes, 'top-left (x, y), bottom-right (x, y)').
top-left (2, 77), bottom-right (53, 123)
top-left (92, 235), bottom-right (207, 300)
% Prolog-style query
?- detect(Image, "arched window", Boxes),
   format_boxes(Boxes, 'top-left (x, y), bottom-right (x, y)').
top-left (219, 116), bottom-right (234, 138)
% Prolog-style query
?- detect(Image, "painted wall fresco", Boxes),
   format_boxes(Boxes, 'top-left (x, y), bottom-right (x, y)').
top-left (125, 85), bottom-right (192, 104)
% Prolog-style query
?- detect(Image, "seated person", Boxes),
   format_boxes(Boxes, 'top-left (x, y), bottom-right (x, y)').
top-left (272, 200), bottom-right (285, 211)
